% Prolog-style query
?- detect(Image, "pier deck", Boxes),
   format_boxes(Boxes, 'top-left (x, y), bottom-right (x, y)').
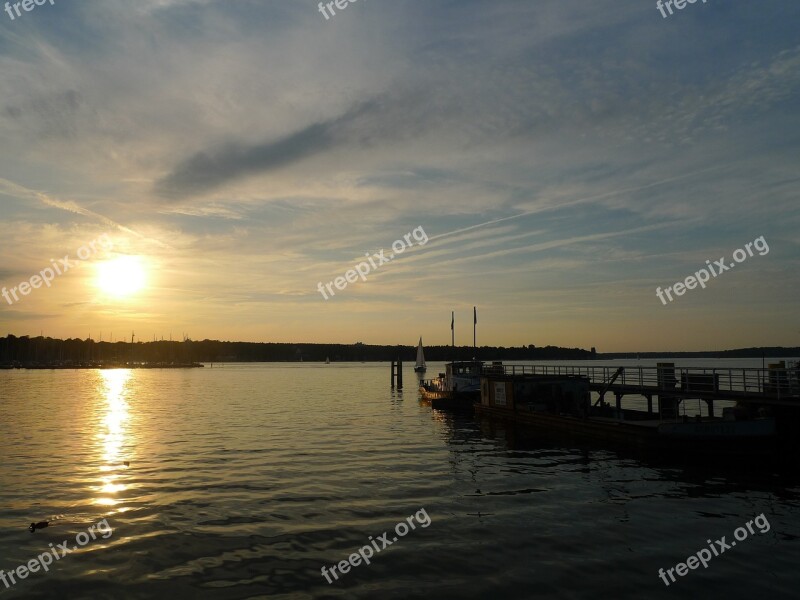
top-left (498, 364), bottom-right (800, 406)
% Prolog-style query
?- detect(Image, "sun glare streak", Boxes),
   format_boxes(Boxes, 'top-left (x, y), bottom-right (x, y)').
top-left (95, 369), bottom-right (132, 507)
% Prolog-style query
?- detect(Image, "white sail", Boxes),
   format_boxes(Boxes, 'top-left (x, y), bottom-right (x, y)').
top-left (415, 337), bottom-right (426, 369)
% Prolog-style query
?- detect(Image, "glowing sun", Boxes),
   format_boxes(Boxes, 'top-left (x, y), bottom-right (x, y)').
top-left (96, 256), bottom-right (146, 298)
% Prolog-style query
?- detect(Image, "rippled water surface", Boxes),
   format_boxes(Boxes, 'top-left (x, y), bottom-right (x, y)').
top-left (1, 361), bottom-right (799, 599)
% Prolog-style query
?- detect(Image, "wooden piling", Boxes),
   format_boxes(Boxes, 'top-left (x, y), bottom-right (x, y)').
top-left (391, 359), bottom-right (403, 389)
top-left (398, 359), bottom-right (403, 389)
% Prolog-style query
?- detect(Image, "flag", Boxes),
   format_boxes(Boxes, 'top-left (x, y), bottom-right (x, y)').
top-left (474, 306), bottom-right (477, 325)
top-left (451, 311), bottom-right (454, 331)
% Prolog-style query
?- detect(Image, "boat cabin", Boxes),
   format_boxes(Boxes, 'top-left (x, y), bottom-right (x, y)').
top-left (446, 361), bottom-right (485, 392)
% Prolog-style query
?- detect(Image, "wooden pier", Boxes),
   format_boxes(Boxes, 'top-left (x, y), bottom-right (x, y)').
top-left (497, 364), bottom-right (800, 416)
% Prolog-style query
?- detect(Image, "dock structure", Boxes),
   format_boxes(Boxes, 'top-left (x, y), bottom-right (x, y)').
top-left (497, 364), bottom-right (800, 416)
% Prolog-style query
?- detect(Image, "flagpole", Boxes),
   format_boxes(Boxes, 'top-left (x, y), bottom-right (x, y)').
top-left (473, 306), bottom-right (476, 351)
top-left (451, 311), bottom-right (454, 350)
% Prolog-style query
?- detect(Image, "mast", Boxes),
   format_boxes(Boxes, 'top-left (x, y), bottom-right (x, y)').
top-left (473, 306), bottom-right (477, 352)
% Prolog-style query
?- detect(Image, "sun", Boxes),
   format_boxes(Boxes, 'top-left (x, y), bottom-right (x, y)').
top-left (96, 256), bottom-right (146, 298)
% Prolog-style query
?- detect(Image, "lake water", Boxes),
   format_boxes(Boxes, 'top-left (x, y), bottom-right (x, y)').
top-left (1, 360), bottom-right (799, 599)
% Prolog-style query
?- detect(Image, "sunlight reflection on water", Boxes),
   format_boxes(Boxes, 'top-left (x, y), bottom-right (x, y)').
top-left (95, 370), bottom-right (131, 508)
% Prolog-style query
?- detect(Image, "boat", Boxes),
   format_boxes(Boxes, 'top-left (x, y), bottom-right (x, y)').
top-left (474, 371), bottom-right (777, 455)
top-left (414, 338), bottom-right (426, 373)
top-left (419, 361), bottom-right (503, 411)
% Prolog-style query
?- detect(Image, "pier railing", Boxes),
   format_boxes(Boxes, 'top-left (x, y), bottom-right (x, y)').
top-left (496, 365), bottom-right (800, 400)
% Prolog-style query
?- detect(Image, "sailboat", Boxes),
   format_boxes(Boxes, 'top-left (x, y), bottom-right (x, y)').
top-left (414, 337), bottom-right (427, 373)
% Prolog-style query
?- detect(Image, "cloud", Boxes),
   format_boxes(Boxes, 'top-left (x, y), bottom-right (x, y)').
top-left (155, 121), bottom-right (336, 199)
top-left (0, 0), bottom-right (798, 349)
top-left (155, 97), bottom-right (398, 199)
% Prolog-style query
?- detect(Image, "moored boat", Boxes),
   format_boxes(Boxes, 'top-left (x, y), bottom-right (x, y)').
top-left (420, 361), bottom-right (503, 411)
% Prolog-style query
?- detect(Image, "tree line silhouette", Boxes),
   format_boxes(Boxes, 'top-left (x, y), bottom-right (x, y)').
top-left (0, 335), bottom-right (595, 366)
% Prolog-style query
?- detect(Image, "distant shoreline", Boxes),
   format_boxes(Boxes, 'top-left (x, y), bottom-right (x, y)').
top-left (1, 335), bottom-right (798, 366)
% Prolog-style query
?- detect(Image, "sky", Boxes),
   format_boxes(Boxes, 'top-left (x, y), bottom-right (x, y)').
top-left (0, 0), bottom-right (798, 352)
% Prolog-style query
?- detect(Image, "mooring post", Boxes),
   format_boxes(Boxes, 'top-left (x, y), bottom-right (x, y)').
top-left (391, 360), bottom-right (396, 388)
top-left (397, 358), bottom-right (403, 390)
